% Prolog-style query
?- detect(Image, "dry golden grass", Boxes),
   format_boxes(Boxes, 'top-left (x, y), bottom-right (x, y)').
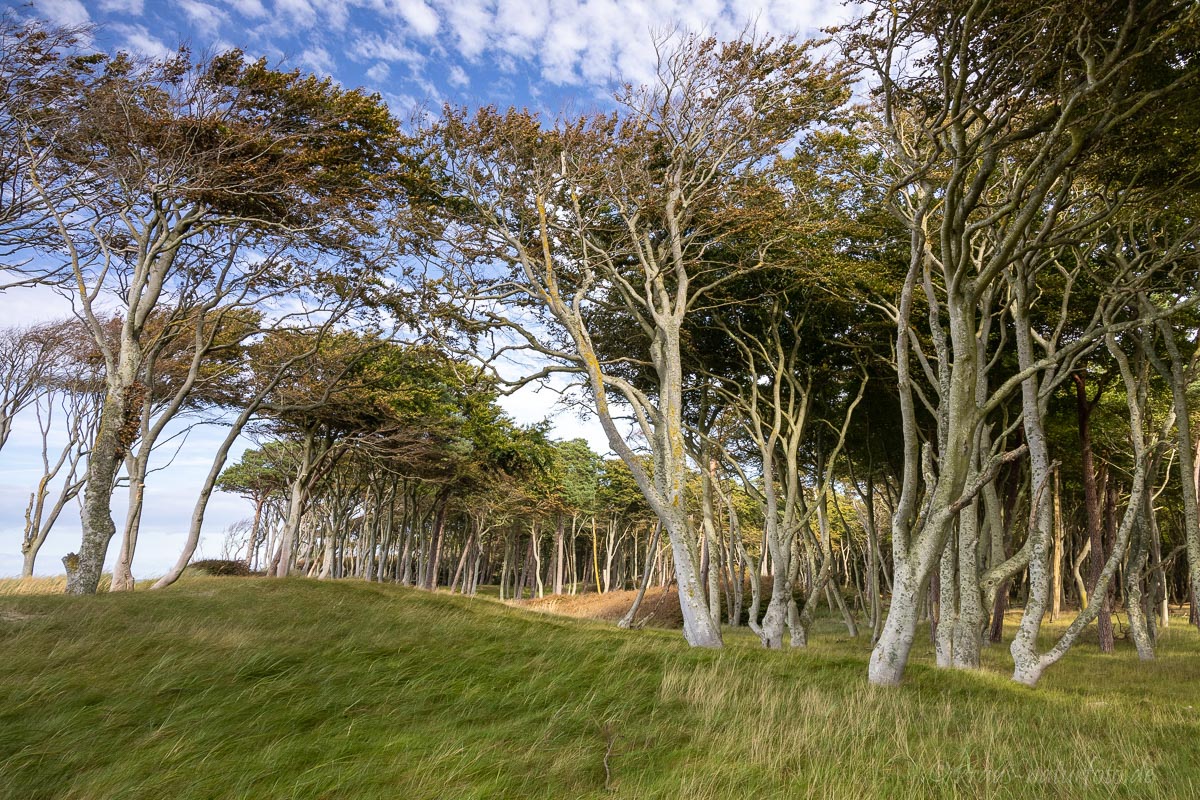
top-left (0, 575), bottom-right (110, 595)
top-left (515, 586), bottom-right (684, 628)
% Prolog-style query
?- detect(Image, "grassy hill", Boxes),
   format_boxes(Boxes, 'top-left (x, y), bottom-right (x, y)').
top-left (2, 578), bottom-right (1198, 799)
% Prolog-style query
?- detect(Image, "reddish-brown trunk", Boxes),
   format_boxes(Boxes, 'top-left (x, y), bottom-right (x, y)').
top-left (1075, 373), bottom-right (1114, 653)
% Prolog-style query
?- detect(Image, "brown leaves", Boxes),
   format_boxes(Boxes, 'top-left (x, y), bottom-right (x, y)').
top-left (10, 36), bottom-right (426, 256)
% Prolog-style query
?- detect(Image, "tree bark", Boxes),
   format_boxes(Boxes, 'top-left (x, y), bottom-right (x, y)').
top-left (1075, 373), bottom-right (1114, 652)
top-left (66, 363), bottom-right (144, 594)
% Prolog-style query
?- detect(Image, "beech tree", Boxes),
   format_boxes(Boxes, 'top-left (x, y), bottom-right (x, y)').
top-left (842, 0), bottom-right (1200, 686)
top-left (0, 321), bottom-right (71, 455)
top-left (4, 38), bottom-right (429, 594)
top-left (17, 319), bottom-right (101, 576)
top-left (433, 32), bottom-right (848, 647)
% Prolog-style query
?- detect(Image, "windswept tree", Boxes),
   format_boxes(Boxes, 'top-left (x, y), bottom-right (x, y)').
top-left (842, 0), bottom-right (1200, 685)
top-left (433, 32), bottom-right (849, 647)
top-left (17, 318), bottom-right (103, 577)
top-left (0, 16), bottom-right (93, 281)
top-left (4, 37), bottom-right (431, 594)
top-left (0, 320), bottom-right (72, 455)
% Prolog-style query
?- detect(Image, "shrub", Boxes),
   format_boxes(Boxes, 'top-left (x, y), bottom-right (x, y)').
top-left (187, 559), bottom-right (253, 577)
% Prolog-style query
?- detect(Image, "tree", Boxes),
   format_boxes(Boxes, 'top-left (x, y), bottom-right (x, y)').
top-left (0, 16), bottom-right (93, 283)
top-left (18, 319), bottom-right (102, 576)
top-left (842, 0), bottom-right (1199, 685)
top-left (0, 321), bottom-right (71, 455)
top-left (433, 31), bottom-right (848, 647)
top-left (5, 36), bottom-right (428, 594)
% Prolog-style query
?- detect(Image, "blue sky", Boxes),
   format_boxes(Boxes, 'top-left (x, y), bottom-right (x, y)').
top-left (26, 0), bottom-right (848, 115)
top-left (1, 0), bottom-right (853, 578)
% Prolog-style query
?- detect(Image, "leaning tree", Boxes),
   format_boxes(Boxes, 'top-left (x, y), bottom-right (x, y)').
top-left (431, 32), bottom-right (848, 647)
top-left (3, 33), bottom-right (430, 593)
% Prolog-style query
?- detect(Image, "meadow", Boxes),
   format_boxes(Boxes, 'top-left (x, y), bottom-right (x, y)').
top-left (1, 577), bottom-right (1197, 799)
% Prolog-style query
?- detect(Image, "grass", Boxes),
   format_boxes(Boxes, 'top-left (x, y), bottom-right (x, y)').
top-left (1, 578), bottom-right (1198, 799)
top-left (0, 575), bottom-right (112, 595)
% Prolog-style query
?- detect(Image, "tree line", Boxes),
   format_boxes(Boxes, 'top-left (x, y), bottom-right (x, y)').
top-left (1, 0), bottom-right (1198, 688)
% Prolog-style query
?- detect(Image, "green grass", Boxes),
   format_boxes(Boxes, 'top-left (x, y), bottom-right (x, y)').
top-left (1, 579), bottom-right (1198, 799)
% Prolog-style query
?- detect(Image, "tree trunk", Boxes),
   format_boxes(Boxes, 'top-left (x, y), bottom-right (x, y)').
top-left (619, 521), bottom-right (662, 629)
top-left (1124, 500), bottom-right (1154, 660)
top-left (1076, 374), bottom-right (1114, 653)
top-left (553, 516), bottom-right (565, 595)
top-left (869, 553), bottom-right (929, 685)
top-left (273, 432), bottom-right (315, 579)
top-left (425, 495), bottom-right (448, 590)
top-left (66, 368), bottom-right (144, 595)
top-left (1050, 466), bottom-right (1064, 620)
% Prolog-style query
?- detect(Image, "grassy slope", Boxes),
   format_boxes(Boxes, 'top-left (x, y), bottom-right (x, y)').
top-left (1, 579), bottom-right (1198, 800)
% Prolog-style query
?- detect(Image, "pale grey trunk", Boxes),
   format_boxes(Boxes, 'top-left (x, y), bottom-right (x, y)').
top-left (21, 461), bottom-right (83, 579)
top-left (1050, 467), bottom-right (1064, 620)
top-left (66, 350), bottom-right (143, 595)
top-left (318, 528), bottom-right (336, 579)
top-left (935, 536), bottom-right (956, 668)
top-left (700, 458), bottom-right (721, 625)
top-left (664, 503), bottom-right (721, 647)
top-left (867, 222), bottom-right (979, 683)
top-left (1008, 284), bottom-right (1058, 684)
top-left (952, 499), bottom-right (985, 668)
top-left (869, 552), bottom-right (930, 685)
top-left (1123, 496), bottom-right (1154, 660)
top-left (553, 516), bottom-right (565, 595)
top-left (1153, 316), bottom-right (1200, 632)
top-left (274, 433), bottom-right (315, 578)
top-left (1011, 326), bottom-right (1151, 685)
top-left (531, 522), bottom-right (545, 598)
top-left (937, 494), bottom-right (985, 670)
top-left (110, 451), bottom-right (147, 592)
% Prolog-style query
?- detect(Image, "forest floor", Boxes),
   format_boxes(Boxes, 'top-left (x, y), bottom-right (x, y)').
top-left (2, 577), bottom-right (1198, 799)
top-left (516, 586), bottom-right (684, 628)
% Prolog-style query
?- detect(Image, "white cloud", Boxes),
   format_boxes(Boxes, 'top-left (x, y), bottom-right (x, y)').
top-left (494, 0), bottom-right (549, 46)
top-left (300, 44), bottom-right (335, 75)
top-left (398, 0), bottom-right (439, 37)
top-left (112, 23), bottom-right (174, 58)
top-left (365, 61), bottom-right (391, 83)
top-left (446, 63), bottom-right (468, 88)
top-left (351, 32), bottom-right (424, 68)
top-left (383, 0), bottom-right (855, 94)
top-left (33, 0), bottom-right (91, 27)
top-left (99, 0), bottom-right (146, 14)
top-left (432, 0), bottom-right (491, 59)
top-left (225, 0), bottom-right (268, 19)
top-left (176, 0), bottom-right (229, 37)
top-left (272, 0), bottom-right (317, 29)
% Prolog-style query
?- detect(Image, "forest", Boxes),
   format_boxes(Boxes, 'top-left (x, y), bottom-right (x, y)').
top-left (2, 0), bottom-right (1199, 706)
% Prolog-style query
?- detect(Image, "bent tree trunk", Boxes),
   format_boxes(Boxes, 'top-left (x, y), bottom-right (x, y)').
top-left (1153, 315), bottom-right (1200, 633)
top-left (152, 403), bottom-right (260, 589)
top-left (619, 521), bottom-right (662, 629)
top-left (65, 362), bottom-right (144, 595)
top-left (869, 552), bottom-right (923, 684)
top-left (1010, 326), bottom-right (1150, 686)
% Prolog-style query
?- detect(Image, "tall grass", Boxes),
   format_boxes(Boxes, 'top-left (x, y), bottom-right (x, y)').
top-left (0, 575), bottom-right (112, 595)
top-left (1, 578), bottom-right (1197, 798)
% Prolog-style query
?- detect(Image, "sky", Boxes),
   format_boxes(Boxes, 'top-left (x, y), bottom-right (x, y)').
top-left (0, 0), bottom-right (854, 578)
